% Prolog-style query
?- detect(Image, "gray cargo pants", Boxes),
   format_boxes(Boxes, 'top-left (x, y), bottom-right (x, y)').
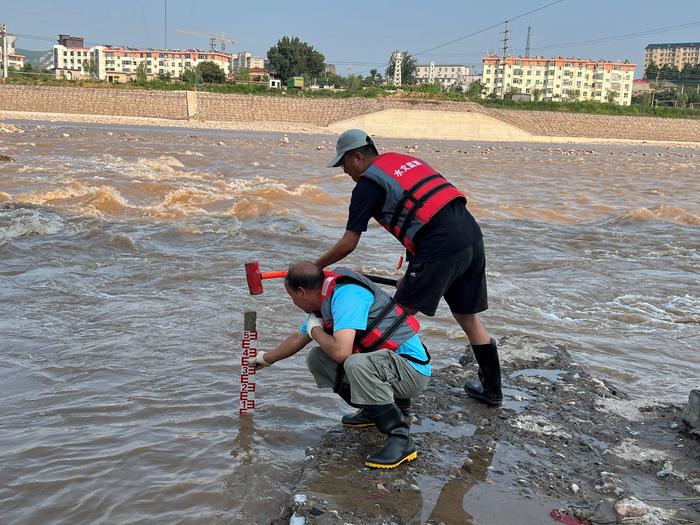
top-left (306, 346), bottom-right (429, 406)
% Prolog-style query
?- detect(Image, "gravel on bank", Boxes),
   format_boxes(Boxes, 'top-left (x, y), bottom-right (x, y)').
top-left (276, 335), bottom-right (700, 525)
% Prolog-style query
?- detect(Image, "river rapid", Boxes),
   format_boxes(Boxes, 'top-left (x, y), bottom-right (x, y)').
top-left (1, 122), bottom-right (698, 523)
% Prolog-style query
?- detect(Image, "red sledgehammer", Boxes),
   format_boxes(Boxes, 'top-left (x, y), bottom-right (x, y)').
top-left (245, 261), bottom-right (397, 295)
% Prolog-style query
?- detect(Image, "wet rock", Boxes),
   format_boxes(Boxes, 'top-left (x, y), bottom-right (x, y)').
top-left (0, 154), bottom-right (16, 162)
top-left (0, 123), bottom-right (23, 133)
top-left (289, 512), bottom-right (305, 524)
top-left (615, 497), bottom-right (649, 518)
top-left (656, 460), bottom-right (673, 478)
top-left (281, 135), bottom-right (290, 144)
top-left (595, 471), bottom-right (625, 497)
top-left (684, 390), bottom-right (700, 429)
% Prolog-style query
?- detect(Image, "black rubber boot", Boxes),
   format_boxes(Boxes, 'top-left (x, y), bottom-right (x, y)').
top-left (395, 398), bottom-right (412, 417)
top-left (364, 404), bottom-right (417, 469)
top-left (464, 339), bottom-right (503, 407)
top-left (341, 408), bottom-right (374, 427)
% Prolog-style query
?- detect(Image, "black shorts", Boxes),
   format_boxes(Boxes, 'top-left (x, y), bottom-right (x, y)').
top-left (394, 239), bottom-right (488, 317)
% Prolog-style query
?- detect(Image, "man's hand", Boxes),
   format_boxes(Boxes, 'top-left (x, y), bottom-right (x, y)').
top-left (252, 351), bottom-right (271, 369)
top-left (306, 314), bottom-right (324, 339)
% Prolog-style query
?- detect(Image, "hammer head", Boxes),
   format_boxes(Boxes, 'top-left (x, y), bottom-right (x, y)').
top-left (245, 261), bottom-right (263, 295)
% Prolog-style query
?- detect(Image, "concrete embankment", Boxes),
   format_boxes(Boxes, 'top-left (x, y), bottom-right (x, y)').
top-left (1, 84), bottom-right (699, 144)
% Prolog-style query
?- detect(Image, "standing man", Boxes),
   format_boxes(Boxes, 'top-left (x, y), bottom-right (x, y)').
top-left (314, 129), bottom-right (502, 406)
top-left (253, 261), bottom-right (431, 469)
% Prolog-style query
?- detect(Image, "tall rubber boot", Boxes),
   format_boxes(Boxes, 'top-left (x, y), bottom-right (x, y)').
top-left (395, 398), bottom-right (412, 417)
top-left (343, 397), bottom-right (411, 427)
top-left (463, 339), bottom-right (503, 407)
top-left (364, 404), bottom-right (417, 469)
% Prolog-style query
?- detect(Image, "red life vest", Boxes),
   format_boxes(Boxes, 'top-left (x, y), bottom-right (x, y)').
top-left (319, 268), bottom-right (426, 361)
top-left (362, 152), bottom-right (466, 253)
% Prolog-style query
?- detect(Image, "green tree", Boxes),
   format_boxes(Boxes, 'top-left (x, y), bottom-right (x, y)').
top-left (181, 67), bottom-right (201, 84)
top-left (676, 90), bottom-right (688, 108)
top-left (266, 36), bottom-right (325, 82)
top-left (633, 92), bottom-right (652, 107)
top-left (157, 71), bottom-right (172, 82)
top-left (196, 61), bottom-right (226, 83)
top-left (236, 68), bottom-right (251, 81)
top-left (21, 62), bottom-right (33, 72)
top-left (606, 90), bottom-right (619, 103)
top-left (83, 58), bottom-right (98, 79)
top-left (135, 60), bottom-right (148, 82)
top-left (465, 79), bottom-right (485, 99)
top-left (385, 50), bottom-right (417, 85)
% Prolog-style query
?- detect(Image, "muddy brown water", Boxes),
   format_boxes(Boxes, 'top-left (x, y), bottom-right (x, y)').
top-left (1, 122), bottom-right (698, 523)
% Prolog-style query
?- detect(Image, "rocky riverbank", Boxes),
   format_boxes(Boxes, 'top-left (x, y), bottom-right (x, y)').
top-left (275, 335), bottom-right (699, 525)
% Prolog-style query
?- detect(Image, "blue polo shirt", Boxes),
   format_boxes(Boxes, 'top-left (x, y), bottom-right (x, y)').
top-left (299, 283), bottom-right (430, 377)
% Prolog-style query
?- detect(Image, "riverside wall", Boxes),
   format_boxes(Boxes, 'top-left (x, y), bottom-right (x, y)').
top-left (0, 85), bottom-right (188, 119)
top-left (1, 84), bottom-right (699, 143)
top-left (477, 107), bottom-right (700, 143)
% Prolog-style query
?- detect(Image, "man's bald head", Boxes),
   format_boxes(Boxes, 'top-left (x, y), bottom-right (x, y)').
top-left (285, 261), bottom-right (324, 292)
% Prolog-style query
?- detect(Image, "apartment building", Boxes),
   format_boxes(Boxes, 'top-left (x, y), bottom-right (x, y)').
top-left (482, 55), bottom-right (636, 105)
top-left (416, 62), bottom-right (471, 90)
top-left (53, 34), bottom-right (230, 82)
top-left (0, 32), bottom-right (26, 70)
top-left (643, 43), bottom-right (700, 71)
top-left (231, 51), bottom-right (267, 72)
top-left (53, 35), bottom-right (94, 80)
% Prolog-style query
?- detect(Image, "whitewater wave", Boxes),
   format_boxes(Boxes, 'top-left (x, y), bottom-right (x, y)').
top-left (9, 173), bottom-right (331, 220)
top-left (0, 205), bottom-right (66, 243)
top-left (610, 205), bottom-right (700, 226)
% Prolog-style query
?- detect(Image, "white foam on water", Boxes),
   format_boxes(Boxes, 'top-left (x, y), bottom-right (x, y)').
top-left (0, 207), bottom-right (66, 243)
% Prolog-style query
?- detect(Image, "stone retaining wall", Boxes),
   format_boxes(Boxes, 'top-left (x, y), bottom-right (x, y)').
top-left (478, 107), bottom-right (700, 143)
top-left (0, 85), bottom-right (188, 119)
top-left (1, 84), bottom-right (699, 142)
top-left (196, 93), bottom-right (481, 126)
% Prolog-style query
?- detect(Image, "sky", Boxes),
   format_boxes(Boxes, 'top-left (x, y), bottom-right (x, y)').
top-left (3, 0), bottom-right (700, 78)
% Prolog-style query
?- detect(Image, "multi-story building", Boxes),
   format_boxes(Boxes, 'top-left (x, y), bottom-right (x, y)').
top-left (643, 43), bottom-right (700, 71)
top-left (416, 62), bottom-right (471, 90)
top-left (0, 31), bottom-right (26, 70)
top-left (482, 55), bottom-right (636, 105)
top-left (53, 34), bottom-right (230, 82)
top-left (53, 35), bottom-right (94, 80)
top-left (231, 51), bottom-right (267, 72)
top-left (94, 46), bottom-right (230, 82)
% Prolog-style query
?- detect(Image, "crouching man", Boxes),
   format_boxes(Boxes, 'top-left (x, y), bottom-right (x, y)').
top-left (253, 261), bottom-right (431, 469)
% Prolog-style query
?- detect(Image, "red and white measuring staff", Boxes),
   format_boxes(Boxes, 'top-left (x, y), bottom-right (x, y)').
top-left (240, 311), bottom-right (257, 416)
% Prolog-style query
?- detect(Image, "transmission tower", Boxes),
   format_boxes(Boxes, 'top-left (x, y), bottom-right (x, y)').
top-left (525, 26), bottom-right (532, 58)
top-left (500, 21), bottom-right (509, 99)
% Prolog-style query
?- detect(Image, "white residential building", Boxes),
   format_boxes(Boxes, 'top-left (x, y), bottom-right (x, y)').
top-left (0, 32), bottom-right (26, 70)
top-left (231, 51), bottom-right (267, 72)
top-left (416, 62), bottom-right (470, 90)
top-left (482, 55), bottom-right (636, 106)
top-left (53, 34), bottom-right (230, 82)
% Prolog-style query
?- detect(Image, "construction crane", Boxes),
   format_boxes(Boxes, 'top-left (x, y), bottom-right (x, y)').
top-left (175, 29), bottom-right (235, 52)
